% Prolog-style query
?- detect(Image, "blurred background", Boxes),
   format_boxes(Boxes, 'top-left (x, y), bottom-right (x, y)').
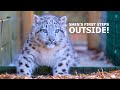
top-left (0, 11), bottom-right (119, 67)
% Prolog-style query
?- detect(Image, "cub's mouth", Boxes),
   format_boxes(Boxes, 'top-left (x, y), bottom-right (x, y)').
top-left (45, 42), bottom-right (56, 49)
top-left (46, 44), bottom-right (55, 49)
top-left (45, 42), bottom-right (59, 49)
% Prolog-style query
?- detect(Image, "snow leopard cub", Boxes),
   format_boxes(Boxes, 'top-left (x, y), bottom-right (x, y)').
top-left (15, 14), bottom-right (80, 77)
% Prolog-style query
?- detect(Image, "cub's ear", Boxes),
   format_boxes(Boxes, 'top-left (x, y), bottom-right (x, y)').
top-left (60, 16), bottom-right (67, 24)
top-left (33, 14), bottom-right (40, 24)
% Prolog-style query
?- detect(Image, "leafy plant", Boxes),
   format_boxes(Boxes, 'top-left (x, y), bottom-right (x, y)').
top-left (34, 11), bottom-right (43, 15)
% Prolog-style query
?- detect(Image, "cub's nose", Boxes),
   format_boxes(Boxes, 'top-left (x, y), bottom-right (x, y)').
top-left (49, 38), bottom-right (55, 42)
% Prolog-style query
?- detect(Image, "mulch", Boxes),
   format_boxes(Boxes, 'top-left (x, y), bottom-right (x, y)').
top-left (0, 70), bottom-right (120, 79)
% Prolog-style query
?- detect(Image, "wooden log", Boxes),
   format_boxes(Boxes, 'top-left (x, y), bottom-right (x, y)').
top-left (16, 11), bottom-right (22, 49)
top-left (1, 66), bottom-right (120, 76)
top-left (0, 66), bottom-right (52, 75)
top-left (22, 11), bottom-right (34, 44)
top-left (87, 11), bottom-right (101, 51)
top-left (0, 66), bottom-right (16, 74)
top-left (70, 67), bottom-right (120, 74)
top-left (16, 11), bottom-right (34, 48)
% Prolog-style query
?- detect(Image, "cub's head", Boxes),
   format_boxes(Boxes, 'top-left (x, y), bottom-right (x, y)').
top-left (32, 14), bottom-right (68, 49)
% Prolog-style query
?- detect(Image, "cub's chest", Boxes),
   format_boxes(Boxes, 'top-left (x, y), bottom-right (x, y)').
top-left (41, 49), bottom-right (55, 61)
top-left (38, 48), bottom-right (61, 67)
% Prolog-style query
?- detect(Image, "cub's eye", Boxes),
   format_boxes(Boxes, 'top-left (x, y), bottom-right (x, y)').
top-left (41, 29), bottom-right (47, 33)
top-left (55, 29), bottom-right (60, 33)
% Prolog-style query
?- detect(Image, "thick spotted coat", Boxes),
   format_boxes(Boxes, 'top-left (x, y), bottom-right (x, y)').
top-left (13, 14), bottom-right (80, 77)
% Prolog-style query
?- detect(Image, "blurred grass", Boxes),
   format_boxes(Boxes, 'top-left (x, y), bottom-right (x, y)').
top-left (34, 11), bottom-right (43, 15)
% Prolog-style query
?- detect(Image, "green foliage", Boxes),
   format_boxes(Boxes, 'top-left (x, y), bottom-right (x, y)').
top-left (106, 11), bottom-right (120, 66)
top-left (34, 11), bottom-right (43, 15)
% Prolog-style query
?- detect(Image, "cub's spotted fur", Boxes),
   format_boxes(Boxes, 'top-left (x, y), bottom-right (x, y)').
top-left (14, 14), bottom-right (80, 77)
